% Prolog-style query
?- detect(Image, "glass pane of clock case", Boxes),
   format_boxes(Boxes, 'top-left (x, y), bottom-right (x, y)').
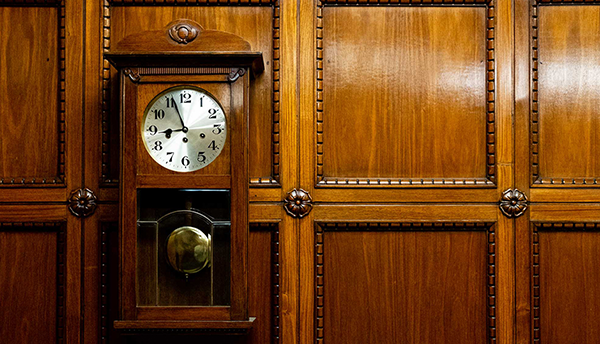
top-left (136, 189), bottom-right (231, 306)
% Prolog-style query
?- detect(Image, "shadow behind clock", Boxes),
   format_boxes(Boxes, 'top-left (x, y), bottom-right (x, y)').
top-left (137, 188), bottom-right (231, 306)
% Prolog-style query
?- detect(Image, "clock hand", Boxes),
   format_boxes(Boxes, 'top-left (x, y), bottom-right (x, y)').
top-left (173, 102), bottom-right (186, 128)
top-left (159, 127), bottom-right (188, 139)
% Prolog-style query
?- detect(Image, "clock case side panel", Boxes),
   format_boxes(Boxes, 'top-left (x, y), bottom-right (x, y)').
top-left (120, 70), bottom-right (138, 321)
top-left (118, 68), bottom-right (251, 323)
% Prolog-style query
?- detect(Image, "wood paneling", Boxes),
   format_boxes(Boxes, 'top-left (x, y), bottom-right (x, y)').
top-left (319, 6), bottom-right (492, 186)
top-left (107, 4), bottom-right (278, 185)
top-left (0, 6), bottom-right (63, 185)
top-left (317, 223), bottom-right (494, 344)
top-left (533, 224), bottom-right (600, 344)
top-left (0, 226), bottom-right (63, 344)
top-left (248, 225), bottom-right (279, 343)
top-left (533, 6), bottom-right (600, 185)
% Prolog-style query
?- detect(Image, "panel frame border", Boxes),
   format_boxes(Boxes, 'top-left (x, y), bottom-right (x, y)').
top-left (0, 222), bottom-right (66, 343)
top-left (0, 1), bottom-right (66, 187)
top-left (530, 0), bottom-right (600, 187)
top-left (100, 0), bottom-right (281, 188)
top-left (315, 0), bottom-right (497, 188)
top-left (314, 222), bottom-right (497, 343)
top-left (530, 222), bottom-right (600, 343)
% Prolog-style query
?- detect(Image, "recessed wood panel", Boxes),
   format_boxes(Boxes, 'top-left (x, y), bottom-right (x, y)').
top-left (248, 225), bottom-right (279, 343)
top-left (109, 5), bottom-right (277, 185)
top-left (0, 7), bottom-right (61, 184)
top-left (0, 229), bottom-right (59, 344)
top-left (534, 6), bottom-right (600, 184)
top-left (534, 225), bottom-right (600, 344)
top-left (318, 224), bottom-right (491, 343)
top-left (320, 7), bottom-right (489, 185)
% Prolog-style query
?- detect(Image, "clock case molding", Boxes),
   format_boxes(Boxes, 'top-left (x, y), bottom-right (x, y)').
top-left (106, 19), bottom-right (264, 332)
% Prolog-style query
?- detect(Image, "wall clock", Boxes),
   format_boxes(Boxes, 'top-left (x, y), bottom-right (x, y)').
top-left (106, 19), bottom-right (263, 333)
top-left (142, 86), bottom-right (227, 172)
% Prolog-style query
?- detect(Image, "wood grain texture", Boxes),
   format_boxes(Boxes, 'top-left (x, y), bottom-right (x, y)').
top-left (0, 226), bottom-right (62, 344)
top-left (316, 223), bottom-right (493, 343)
top-left (318, 6), bottom-right (492, 186)
top-left (533, 224), bottom-right (600, 344)
top-left (248, 224), bottom-right (280, 343)
top-left (533, 6), bottom-right (600, 185)
top-left (108, 5), bottom-right (278, 185)
top-left (0, 6), bottom-right (64, 185)
top-left (321, 0), bottom-right (488, 3)
top-left (108, 0), bottom-right (274, 4)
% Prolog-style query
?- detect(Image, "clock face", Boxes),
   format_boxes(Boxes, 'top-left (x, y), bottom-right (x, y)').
top-left (142, 86), bottom-right (227, 172)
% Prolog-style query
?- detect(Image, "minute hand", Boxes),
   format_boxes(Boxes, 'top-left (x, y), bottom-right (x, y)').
top-left (173, 101), bottom-right (186, 128)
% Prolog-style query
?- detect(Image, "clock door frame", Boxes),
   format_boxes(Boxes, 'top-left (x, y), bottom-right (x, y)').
top-left (118, 67), bottom-right (250, 323)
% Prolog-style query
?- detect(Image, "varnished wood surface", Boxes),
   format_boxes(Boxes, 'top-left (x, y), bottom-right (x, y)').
top-left (322, 229), bottom-right (488, 343)
top-left (248, 228), bottom-right (277, 343)
top-left (0, 7), bottom-right (60, 182)
top-left (537, 227), bottom-right (600, 344)
top-left (322, 7), bottom-right (487, 181)
top-left (3, 0), bottom-right (600, 343)
top-left (537, 6), bottom-right (600, 182)
top-left (111, 6), bottom-right (275, 183)
top-left (0, 229), bottom-right (58, 344)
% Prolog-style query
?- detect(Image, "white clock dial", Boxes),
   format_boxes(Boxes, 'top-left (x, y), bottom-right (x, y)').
top-left (142, 86), bottom-right (227, 172)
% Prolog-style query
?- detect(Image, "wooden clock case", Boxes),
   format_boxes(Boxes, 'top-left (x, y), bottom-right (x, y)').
top-left (106, 19), bottom-right (263, 333)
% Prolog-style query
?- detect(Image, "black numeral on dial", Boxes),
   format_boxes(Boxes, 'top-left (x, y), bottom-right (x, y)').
top-left (182, 156), bottom-right (190, 167)
top-left (208, 140), bottom-right (219, 150)
top-left (208, 108), bottom-right (217, 119)
top-left (165, 96), bottom-right (176, 108)
top-left (197, 152), bottom-right (206, 163)
top-left (152, 141), bottom-right (163, 151)
top-left (180, 92), bottom-right (191, 104)
top-left (153, 109), bottom-right (165, 120)
top-left (148, 125), bottom-right (158, 135)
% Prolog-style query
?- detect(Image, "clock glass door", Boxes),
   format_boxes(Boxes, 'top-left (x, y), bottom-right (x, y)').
top-left (137, 189), bottom-right (231, 306)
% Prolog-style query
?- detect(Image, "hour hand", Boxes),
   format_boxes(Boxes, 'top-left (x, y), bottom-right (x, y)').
top-left (159, 128), bottom-right (181, 139)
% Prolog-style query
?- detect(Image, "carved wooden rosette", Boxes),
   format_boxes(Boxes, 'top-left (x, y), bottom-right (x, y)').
top-left (168, 20), bottom-right (200, 45)
top-left (68, 188), bottom-right (98, 217)
top-left (284, 188), bottom-right (313, 218)
top-left (499, 188), bottom-right (528, 218)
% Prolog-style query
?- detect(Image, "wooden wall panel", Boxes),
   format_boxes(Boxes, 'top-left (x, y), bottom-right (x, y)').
top-left (316, 223), bottom-right (494, 344)
top-left (319, 6), bottom-right (493, 186)
top-left (533, 5), bottom-right (600, 185)
top-left (532, 224), bottom-right (600, 344)
top-left (0, 226), bottom-right (64, 344)
top-left (105, 4), bottom-right (279, 186)
top-left (248, 224), bottom-right (280, 344)
top-left (0, 6), bottom-right (64, 185)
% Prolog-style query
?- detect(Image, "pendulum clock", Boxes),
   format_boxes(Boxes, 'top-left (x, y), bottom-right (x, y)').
top-left (106, 18), bottom-right (263, 333)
